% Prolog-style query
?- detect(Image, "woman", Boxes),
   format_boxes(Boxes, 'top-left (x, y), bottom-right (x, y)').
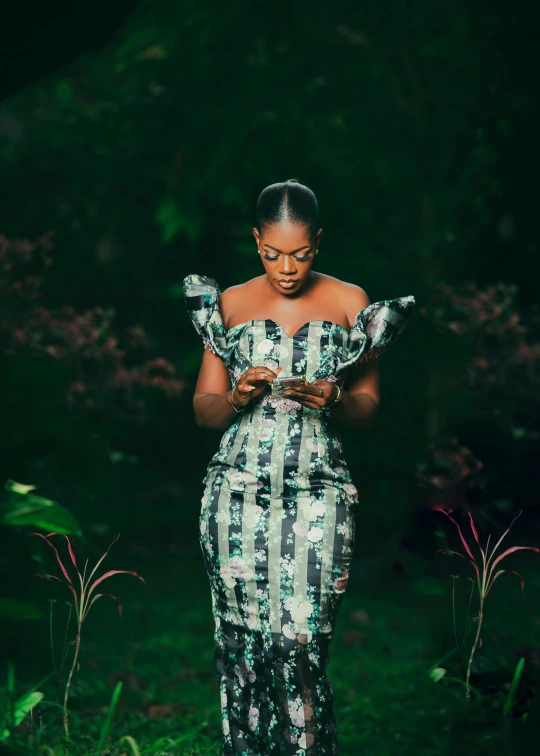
top-left (183, 179), bottom-right (415, 755)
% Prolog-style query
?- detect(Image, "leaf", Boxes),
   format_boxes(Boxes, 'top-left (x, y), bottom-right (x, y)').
top-left (86, 569), bottom-right (145, 605)
top-left (435, 508), bottom-right (476, 560)
top-left (436, 549), bottom-right (466, 558)
top-left (2, 500), bottom-right (81, 535)
top-left (62, 534), bottom-right (78, 569)
top-left (434, 509), bottom-right (482, 591)
top-left (4, 480), bottom-right (36, 495)
top-left (488, 546), bottom-right (540, 584)
top-left (503, 657), bottom-right (526, 716)
top-left (82, 592), bottom-right (124, 624)
top-left (486, 509), bottom-right (524, 572)
top-left (33, 573), bottom-right (79, 610)
top-left (468, 512), bottom-right (480, 546)
top-left (429, 667), bottom-right (447, 682)
top-left (13, 691), bottom-right (44, 726)
top-left (116, 735), bottom-right (141, 756)
top-left (96, 682), bottom-right (123, 755)
top-left (436, 549), bottom-right (481, 588)
top-left (486, 568), bottom-right (527, 599)
top-left (30, 533), bottom-right (73, 584)
top-left (85, 533), bottom-right (121, 587)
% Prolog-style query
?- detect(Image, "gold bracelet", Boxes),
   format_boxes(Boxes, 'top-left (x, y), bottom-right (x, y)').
top-left (327, 383), bottom-right (342, 409)
top-left (228, 387), bottom-right (244, 414)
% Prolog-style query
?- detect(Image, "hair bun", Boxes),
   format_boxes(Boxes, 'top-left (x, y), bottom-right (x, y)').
top-left (286, 178), bottom-right (300, 183)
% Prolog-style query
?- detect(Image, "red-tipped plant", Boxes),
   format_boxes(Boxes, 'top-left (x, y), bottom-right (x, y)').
top-left (31, 531), bottom-right (145, 753)
top-left (435, 507), bottom-right (540, 700)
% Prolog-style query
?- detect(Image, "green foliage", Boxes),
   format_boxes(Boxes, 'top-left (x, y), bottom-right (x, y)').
top-left (503, 657), bottom-right (525, 717)
top-left (0, 662), bottom-right (45, 743)
top-left (95, 681), bottom-right (123, 754)
top-left (428, 666), bottom-right (446, 682)
top-left (0, 480), bottom-right (82, 535)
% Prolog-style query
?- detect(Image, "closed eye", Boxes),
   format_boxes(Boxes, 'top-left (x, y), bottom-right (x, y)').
top-left (263, 253), bottom-right (311, 262)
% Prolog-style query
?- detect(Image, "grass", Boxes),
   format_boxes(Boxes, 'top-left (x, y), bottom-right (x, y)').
top-left (6, 529), bottom-right (540, 755)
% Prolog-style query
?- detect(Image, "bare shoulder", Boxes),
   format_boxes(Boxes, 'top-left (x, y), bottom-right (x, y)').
top-left (316, 273), bottom-right (371, 326)
top-left (218, 276), bottom-right (264, 328)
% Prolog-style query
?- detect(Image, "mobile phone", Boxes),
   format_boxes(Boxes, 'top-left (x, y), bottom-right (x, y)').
top-left (271, 375), bottom-right (306, 395)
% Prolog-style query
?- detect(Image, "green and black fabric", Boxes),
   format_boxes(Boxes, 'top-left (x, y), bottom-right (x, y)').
top-left (184, 273), bottom-right (415, 755)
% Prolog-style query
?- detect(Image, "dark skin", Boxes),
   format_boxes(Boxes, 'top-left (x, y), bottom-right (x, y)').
top-left (193, 219), bottom-right (380, 430)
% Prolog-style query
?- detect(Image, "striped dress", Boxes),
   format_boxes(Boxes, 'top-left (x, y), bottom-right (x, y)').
top-left (184, 274), bottom-right (415, 755)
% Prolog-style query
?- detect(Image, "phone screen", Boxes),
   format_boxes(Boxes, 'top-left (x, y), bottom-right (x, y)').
top-left (271, 375), bottom-right (306, 394)
top-left (274, 376), bottom-right (306, 386)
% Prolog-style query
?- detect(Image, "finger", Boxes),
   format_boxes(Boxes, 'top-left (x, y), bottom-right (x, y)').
top-left (245, 369), bottom-right (275, 383)
top-left (286, 381), bottom-right (317, 396)
top-left (252, 366), bottom-right (279, 379)
top-left (304, 383), bottom-right (321, 396)
top-left (283, 391), bottom-right (323, 409)
top-left (237, 385), bottom-right (256, 393)
top-left (254, 374), bottom-right (276, 384)
top-left (247, 372), bottom-right (275, 384)
top-left (282, 388), bottom-right (301, 398)
top-left (284, 386), bottom-right (322, 398)
top-left (302, 401), bottom-right (320, 410)
top-left (307, 381), bottom-right (329, 396)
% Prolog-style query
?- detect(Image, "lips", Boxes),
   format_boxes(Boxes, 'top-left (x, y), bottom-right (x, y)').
top-left (278, 279), bottom-right (298, 288)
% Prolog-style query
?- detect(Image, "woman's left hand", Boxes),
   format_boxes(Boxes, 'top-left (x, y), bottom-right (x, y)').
top-left (283, 379), bottom-right (339, 410)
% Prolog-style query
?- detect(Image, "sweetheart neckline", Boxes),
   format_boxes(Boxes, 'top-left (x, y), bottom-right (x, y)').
top-left (225, 319), bottom-right (350, 340)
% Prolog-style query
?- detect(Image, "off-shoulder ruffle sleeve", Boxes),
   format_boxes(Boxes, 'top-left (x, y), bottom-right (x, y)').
top-left (183, 273), bottom-right (230, 362)
top-left (338, 294), bottom-right (416, 371)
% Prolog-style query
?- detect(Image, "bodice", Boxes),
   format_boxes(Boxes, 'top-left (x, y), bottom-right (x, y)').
top-left (184, 273), bottom-right (416, 500)
top-left (183, 274), bottom-right (415, 394)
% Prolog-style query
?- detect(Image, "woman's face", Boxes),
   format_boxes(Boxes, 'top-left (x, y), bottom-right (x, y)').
top-left (252, 220), bottom-right (323, 296)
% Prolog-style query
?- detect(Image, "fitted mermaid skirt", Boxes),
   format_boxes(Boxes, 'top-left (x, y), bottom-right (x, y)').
top-left (200, 430), bottom-right (355, 754)
top-left (184, 274), bottom-right (415, 755)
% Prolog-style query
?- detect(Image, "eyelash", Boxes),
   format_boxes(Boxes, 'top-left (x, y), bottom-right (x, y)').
top-left (263, 253), bottom-right (311, 262)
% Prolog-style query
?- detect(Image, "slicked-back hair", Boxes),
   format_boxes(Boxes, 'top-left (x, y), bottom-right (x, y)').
top-left (256, 179), bottom-right (319, 242)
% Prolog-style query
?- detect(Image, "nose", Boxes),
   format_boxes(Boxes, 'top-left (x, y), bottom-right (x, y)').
top-left (278, 256), bottom-right (297, 276)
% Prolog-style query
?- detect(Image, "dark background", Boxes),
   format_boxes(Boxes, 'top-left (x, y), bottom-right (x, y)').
top-left (1, 1), bottom-right (540, 753)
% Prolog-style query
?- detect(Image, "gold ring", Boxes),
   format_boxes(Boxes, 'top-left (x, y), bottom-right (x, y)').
top-left (319, 386), bottom-right (323, 397)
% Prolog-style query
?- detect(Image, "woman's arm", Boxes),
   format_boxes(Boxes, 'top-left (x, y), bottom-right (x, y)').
top-left (192, 289), bottom-right (280, 430)
top-left (193, 347), bottom-right (239, 430)
top-left (330, 283), bottom-right (380, 429)
top-left (329, 359), bottom-right (380, 430)
top-left (193, 349), bottom-right (279, 430)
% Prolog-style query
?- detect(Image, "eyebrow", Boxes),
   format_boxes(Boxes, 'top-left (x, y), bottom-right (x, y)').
top-left (263, 244), bottom-right (311, 254)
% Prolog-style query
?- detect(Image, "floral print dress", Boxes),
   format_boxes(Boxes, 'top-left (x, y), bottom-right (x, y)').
top-left (183, 274), bottom-right (415, 755)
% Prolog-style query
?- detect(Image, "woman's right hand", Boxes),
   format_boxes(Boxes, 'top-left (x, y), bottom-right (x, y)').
top-left (231, 365), bottom-right (282, 407)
